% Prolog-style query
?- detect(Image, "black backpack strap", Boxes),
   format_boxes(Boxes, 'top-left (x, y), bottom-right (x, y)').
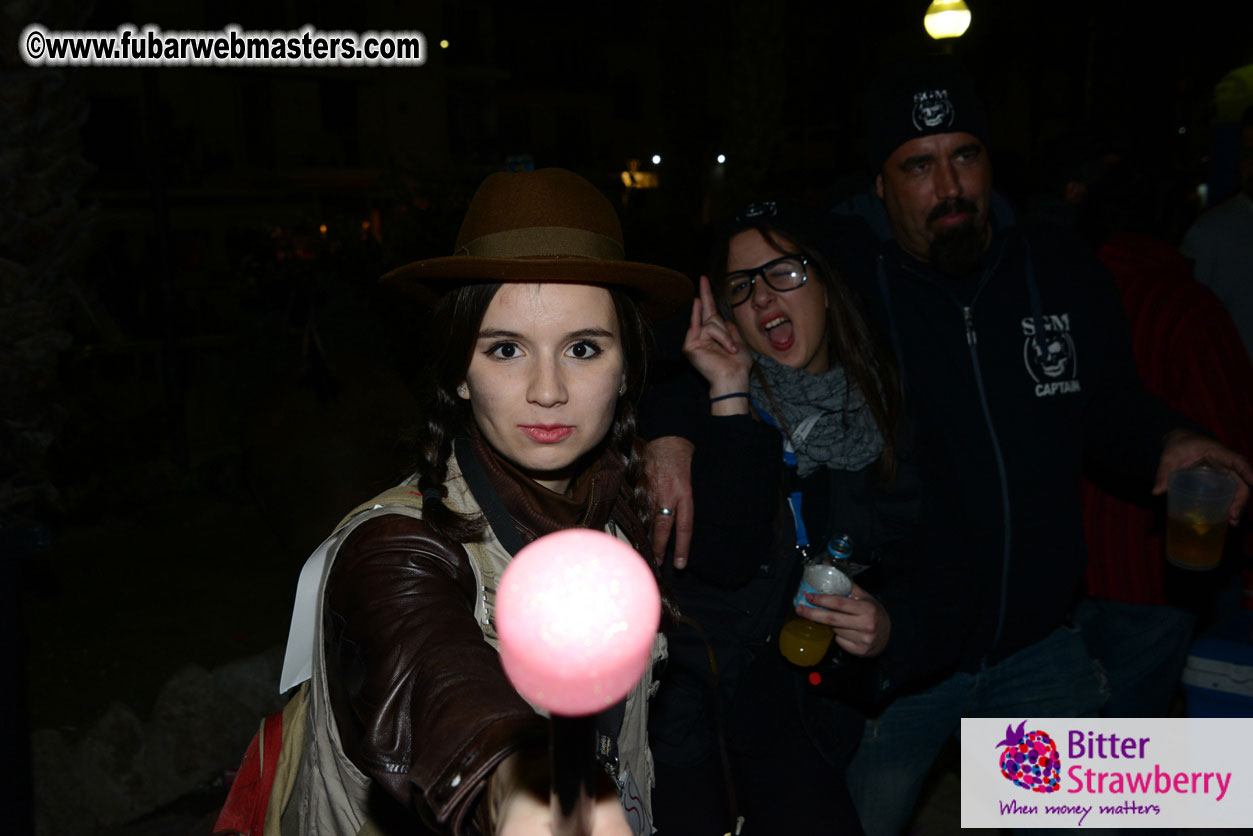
top-left (454, 435), bottom-right (527, 557)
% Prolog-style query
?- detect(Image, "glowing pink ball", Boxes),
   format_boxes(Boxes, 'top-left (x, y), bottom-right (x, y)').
top-left (495, 529), bottom-right (661, 716)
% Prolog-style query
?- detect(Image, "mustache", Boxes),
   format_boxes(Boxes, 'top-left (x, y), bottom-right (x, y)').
top-left (927, 198), bottom-right (978, 225)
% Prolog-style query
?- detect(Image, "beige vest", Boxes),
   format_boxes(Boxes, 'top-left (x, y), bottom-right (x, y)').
top-left (279, 452), bottom-right (664, 835)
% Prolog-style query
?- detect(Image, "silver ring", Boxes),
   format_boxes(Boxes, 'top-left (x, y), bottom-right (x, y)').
top-left (657, 507), bottom-right (675, 516)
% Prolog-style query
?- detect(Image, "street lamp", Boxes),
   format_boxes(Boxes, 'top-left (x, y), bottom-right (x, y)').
top-left (924, 0), bottom-right (972, 40)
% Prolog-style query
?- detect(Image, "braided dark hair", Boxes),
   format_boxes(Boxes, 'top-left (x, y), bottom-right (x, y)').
top-left (413, 283), bottom-right (496, 541)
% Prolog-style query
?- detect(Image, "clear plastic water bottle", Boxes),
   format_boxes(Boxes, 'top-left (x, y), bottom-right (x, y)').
top-left (777, 534), bottom-right (854, 666)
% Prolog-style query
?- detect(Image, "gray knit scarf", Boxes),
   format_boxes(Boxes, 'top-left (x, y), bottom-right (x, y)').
top-left (749, 353), bottom-right (884, 477)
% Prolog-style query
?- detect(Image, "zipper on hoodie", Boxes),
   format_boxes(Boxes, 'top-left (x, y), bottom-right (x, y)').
top-left (884, 246), bottom-right (1016, 666)
top-left (959, 303), bottom-right (1014, 667)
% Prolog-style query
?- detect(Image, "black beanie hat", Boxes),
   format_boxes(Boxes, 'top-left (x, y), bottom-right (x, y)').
top-left (869, 58), bottom-right (989, 175)
top-left (721, 200), bottom-right (828, 248)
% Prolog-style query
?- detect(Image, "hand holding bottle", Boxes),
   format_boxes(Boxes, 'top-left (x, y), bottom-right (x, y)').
top-left (778, 534), bottom-right (856, 666)
top-left (796, 582), bottom-right (891, 658)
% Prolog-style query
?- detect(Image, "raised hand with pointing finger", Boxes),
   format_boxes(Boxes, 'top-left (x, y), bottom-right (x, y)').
top-left (682, 274), bottom-right (753, 415)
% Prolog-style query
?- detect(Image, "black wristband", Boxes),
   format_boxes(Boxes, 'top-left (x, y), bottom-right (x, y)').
top-left (710, 392), bottom-right (750, 403)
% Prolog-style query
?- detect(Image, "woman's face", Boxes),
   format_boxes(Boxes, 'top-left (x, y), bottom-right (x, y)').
top-left (459, 282), bottom-right (625, 494)
top-left (725, 229), bottom-right (830, 374)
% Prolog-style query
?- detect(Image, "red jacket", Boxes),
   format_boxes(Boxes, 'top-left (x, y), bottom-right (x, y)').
top-left (1083, 232), bottom-right (1253, 603)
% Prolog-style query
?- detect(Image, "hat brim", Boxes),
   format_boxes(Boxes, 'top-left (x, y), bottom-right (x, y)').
top-left (381, 255), bottom-right (693, 321)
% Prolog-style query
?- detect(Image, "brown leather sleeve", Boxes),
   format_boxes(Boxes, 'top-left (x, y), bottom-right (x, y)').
top-left (324, 514), bottom-right (546, 834)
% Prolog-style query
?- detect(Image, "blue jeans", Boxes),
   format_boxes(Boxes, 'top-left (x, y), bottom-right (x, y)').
top-left (846, 625), bottom-right (1107, 836)
top-left (1073, 598), bottom-right (1195, 717)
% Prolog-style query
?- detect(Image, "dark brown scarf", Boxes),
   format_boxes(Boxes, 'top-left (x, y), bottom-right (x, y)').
top-left (467, 430), bottom-right (651, 559)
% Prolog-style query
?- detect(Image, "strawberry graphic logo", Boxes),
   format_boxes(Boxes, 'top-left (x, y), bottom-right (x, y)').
top-left (995, 720), bottom-right (1061, 793)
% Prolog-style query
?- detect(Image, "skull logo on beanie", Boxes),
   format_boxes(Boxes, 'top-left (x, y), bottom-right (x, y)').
top-left (912, 89), bottom-right (955, 131)
top-left (869, 58), bottom-right (988, 174)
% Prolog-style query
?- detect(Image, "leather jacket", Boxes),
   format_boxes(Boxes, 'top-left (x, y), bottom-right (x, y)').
top-left (319, 436), bottom-right (651, 834)
top-left (326, 513), bottom-right (545, 833)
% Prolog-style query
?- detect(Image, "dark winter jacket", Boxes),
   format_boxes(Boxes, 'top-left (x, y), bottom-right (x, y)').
top-left (648, 383), bottom-right (917, 777)
top-left (830, 192), bottom-right (1192, 677)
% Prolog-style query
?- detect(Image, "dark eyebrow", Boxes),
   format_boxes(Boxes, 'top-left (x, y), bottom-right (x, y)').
top-left (900, 152), bottom-right (936, 170)
top-left (565, 327), bottom-right (616, 340)
top-left (476, 327), bottom-right (616, 340)
top-left (727, 254), bottom-right (796, 275)
top-left (953, 142), bottom-right (983, 157)
top-left (477, 328), bottom-right (522, 340)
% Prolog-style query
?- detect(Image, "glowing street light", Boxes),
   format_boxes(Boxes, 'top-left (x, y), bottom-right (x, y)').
top-left (651, 154), bottom-right (662, 165)
top-left (716, 154), bottom-right (726, 164)
top-left (924, 0), bottom-right (972, 40)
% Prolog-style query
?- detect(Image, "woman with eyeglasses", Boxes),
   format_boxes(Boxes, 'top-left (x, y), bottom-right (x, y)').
top-left (648, 202), bottom-right (911, 835)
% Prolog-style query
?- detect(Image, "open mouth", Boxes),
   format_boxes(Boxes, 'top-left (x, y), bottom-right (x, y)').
top-left (761, 315), bottom-right (794, 351)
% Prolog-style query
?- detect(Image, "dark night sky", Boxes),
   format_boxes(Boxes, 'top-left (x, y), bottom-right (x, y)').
top-left (62, 1), bottom-right (1253, 252)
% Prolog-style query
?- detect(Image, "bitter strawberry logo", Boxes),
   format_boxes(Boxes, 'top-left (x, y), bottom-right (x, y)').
top-left (996, 720), bottom-right (1061, 793)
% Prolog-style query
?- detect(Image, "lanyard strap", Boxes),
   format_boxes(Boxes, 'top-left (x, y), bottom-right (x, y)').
top-left (754, 401), bottom-right (809, 550)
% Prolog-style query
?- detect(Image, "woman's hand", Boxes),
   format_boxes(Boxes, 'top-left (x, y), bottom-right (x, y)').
top-left (797, 583), bottom-right (891, 657)
top-left (492, 750), bottom-right (633, 836)
top-left (683, 275), bottom-right (752, 412)
top-left (497, 793), bottom-right (633, 836)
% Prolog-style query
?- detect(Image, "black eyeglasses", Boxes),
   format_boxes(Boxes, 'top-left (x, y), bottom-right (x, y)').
top-left (723, 254), bottom-right (809, 306)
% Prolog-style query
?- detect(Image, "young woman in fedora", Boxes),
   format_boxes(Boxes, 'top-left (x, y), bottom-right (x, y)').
top-left (272, 168), bottom-right (691, 836)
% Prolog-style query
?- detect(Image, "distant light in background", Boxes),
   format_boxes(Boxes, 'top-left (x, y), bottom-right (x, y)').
top-left (924, 0), bottom-right (972, 39)
top-left (621, 158), bottom-right (659, 190)
top-left (439, 39), bottom-right (449, 49)
top-left (651, 154), bottom-right (662, 165)
top-left (318, 223), bottom-right (328, 237)
top-left (1178, 126), bottom-right (1187, 135)
top-left (716, 154), bottom-right (726, 164)
top-left (1197, 183), bottom-right (1209, 207)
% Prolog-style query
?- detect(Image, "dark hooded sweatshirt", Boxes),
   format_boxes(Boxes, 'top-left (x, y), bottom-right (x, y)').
top-left (830, 191), bottom-right (1195, 682)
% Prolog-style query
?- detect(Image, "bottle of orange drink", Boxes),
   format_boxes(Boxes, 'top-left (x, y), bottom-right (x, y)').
top-left (778, 534), bottom-right (854, 666)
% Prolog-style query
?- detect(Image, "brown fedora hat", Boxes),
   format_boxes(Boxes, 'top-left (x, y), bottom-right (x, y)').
top-left (381, 168), bottom-right (692, 320)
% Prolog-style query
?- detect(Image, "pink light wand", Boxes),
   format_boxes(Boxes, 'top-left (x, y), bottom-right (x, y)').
top-left (495, 529), bottom-right (661, 836)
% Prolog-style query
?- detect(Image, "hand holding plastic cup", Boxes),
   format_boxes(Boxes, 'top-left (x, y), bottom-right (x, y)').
top-left (1166, 466), bottom-right (1240, 570)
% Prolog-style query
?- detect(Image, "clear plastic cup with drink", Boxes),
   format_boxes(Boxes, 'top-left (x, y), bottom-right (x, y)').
top-left (1166, 466), bottom-right (1239, 570)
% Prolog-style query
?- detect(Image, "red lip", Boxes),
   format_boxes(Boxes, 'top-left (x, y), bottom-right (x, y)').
top-left (759, 312), bottom-right (787, 330)
top-left (520, 425), bottom-right (574, 443)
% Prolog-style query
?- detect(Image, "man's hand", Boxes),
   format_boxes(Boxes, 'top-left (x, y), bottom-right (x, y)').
top-left (797, 583), bottom-right (891, 657)
top-left (1153, 429), bottom-right (1253, 525)
top-left (644, 436), bottom-right (694, 567)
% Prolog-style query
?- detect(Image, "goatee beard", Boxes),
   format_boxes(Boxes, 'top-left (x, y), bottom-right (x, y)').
top-left (927, 199), bottom-right (985, 277)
